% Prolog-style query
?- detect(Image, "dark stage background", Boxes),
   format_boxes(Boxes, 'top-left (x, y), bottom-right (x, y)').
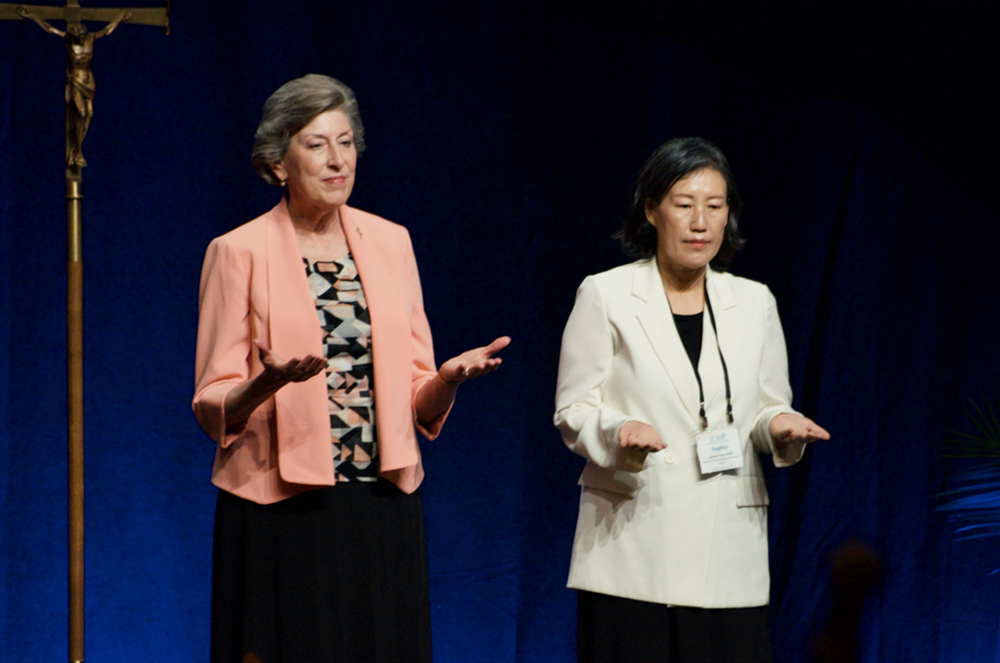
top-left (2, 1), bottom-right (999, 661)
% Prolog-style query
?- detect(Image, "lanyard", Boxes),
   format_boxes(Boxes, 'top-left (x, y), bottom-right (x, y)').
top-left (675, 278), bottom-right (734, 430)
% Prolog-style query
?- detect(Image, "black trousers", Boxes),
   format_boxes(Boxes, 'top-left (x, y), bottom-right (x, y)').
top-left (577, 590), bottom-right (772, 663)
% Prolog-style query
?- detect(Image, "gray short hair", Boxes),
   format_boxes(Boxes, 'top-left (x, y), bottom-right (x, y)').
top-left (251, 74), bottom-right (366, 186)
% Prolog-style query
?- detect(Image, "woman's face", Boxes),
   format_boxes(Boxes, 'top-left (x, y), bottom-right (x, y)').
top-left (645, 167), bottom-right (729, 274)
top-left (271, 109), bottom-right (357, 213)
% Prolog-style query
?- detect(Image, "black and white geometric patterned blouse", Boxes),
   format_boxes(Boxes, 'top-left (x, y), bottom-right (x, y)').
top-left (304, 254), bottom-right (378, 482)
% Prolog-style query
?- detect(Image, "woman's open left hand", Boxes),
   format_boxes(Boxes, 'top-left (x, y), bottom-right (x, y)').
top-left (619, 420), bottom-right (666, 452)
top-left (437, 336), bottom-right (511, 385)
top-left (769, 413), bottom-right (831, 448)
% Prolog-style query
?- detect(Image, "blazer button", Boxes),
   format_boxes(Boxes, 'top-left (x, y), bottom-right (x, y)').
top-left (663, 451), bottom-right (677, 465)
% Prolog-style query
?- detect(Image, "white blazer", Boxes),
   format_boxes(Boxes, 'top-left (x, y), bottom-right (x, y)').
top-left (554, 258), bottom-right (805, 608)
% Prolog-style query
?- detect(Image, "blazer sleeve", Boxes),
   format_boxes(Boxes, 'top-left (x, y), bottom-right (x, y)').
top-left (403, 231), bottom-right (450, 440)
top-left (554, 276), bottom-right (643, 472)
top-left (749, 287), bottom-right (805, 466)
top-left (191, 237), bottom-right (253, 448)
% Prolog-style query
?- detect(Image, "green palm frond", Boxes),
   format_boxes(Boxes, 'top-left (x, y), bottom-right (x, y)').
top-left (938, 396), bottom-right (1000, 548)
top-left (940, 398), bottom-right (1000, 460)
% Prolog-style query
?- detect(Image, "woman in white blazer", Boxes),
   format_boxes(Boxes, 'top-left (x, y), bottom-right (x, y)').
top-left (554, 138), bottom-right (830, 663)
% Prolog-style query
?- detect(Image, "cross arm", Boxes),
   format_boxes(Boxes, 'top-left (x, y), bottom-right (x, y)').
top-left (81, 5), bottom-right (169, 32)
top-left (0, 3), bottom-right (169, 34)
top-left (0, 4), bottom-right (66, 20)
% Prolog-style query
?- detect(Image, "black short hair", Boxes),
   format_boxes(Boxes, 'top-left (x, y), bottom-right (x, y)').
top-left (615, 137), bottom-right (745, 271)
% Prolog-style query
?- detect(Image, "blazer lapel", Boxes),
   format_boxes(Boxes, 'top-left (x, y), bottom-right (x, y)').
top-left (340, 206), bottom-right (421, 472)
top-left (700, 270), bottom-right (739, 421)
top-left (340, 205), bottom-right (404, 345)
top-left (632, 259), bottom-right (701, 427)
top-left (266, 199), bottom-right (324, 358)
top-left (264, 199), bottom-right (335, 485)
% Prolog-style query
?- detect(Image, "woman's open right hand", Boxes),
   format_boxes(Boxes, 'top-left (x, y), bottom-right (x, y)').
top-left (222, 340), bottom-right (326, 429)
top-left (255, 338), bottom-right (326, 388)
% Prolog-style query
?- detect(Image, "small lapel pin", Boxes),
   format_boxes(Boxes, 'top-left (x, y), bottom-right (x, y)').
top-left (356, 227), bottom-right (364, 240)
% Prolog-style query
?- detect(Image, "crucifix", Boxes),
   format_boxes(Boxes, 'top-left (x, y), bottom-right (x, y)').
top-left (0, 3), bottom-right (168, 662)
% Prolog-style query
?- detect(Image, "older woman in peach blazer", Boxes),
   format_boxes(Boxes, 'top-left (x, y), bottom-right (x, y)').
top-left (195, 198), bottom-right (451, 503)
top-left (194, 75), bottom-right (508, 663)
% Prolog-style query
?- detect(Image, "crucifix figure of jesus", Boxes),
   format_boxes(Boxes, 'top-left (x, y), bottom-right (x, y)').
top-left (2, 0), bottom-right (169, 169)
top-left (18, 5), bottom-right (130, 167)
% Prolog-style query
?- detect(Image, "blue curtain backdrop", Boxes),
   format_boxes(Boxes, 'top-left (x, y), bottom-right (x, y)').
top-left (2, 1), bottom-right (999, 661)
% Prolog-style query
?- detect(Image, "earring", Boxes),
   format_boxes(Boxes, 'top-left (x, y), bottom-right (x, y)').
top-left (279, 179), bottom-right (287, 187)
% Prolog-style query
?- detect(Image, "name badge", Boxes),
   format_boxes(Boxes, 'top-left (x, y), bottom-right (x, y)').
top-left (695, 425), bottom-right (744, 474)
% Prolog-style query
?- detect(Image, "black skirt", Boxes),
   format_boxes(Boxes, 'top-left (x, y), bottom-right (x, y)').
top-left (211, 480), bottom-right (432, 663)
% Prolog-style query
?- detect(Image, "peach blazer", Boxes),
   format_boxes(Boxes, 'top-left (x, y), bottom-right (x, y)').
top-left (193, 199), bottom-right (447, 504)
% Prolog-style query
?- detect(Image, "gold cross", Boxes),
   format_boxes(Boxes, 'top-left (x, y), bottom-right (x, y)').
top-left (1, 1), bottom-right (170, 168)
top-left (1, 4), bottom-right (168, 663)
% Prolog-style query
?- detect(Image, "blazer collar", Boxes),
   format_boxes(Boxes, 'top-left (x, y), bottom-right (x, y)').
top-left (260, 199), bottom-right (400, 350)
top-left (630, 257), bottom-right (661, 303)
top-left (706, 266), bottom-right (737, 312)
top-left (631, 259), bottom-right (734, 430)
top-left (263, 201), bottom-right (395, 349)
top-left (339, 205), bottom-right (403, 336)
top-left (631, 258), bottom-right (737, 310)
top-left (339, 204), bottom-right (369, 270)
